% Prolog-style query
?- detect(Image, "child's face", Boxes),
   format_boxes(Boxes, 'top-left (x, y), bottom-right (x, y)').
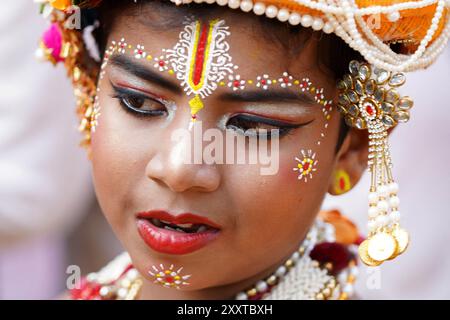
top-left (90, 7), bottom-right (364, 296)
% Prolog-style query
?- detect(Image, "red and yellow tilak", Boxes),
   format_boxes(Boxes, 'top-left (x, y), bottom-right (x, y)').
top-left (187, 19), bottom-right (220, 127)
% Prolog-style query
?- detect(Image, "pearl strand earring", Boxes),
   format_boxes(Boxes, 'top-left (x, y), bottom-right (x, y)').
top-left (336, 60), bottom-right (411, 266)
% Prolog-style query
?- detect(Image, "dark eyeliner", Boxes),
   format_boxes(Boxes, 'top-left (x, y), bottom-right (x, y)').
top-left (227, 113), bottom-right (312, 139)
top-left (110, 83), bottom-right (167, 117)
top-left (236, 114), bottom-right (303, 129)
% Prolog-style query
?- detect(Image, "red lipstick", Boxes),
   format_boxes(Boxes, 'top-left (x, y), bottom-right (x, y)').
top-left (136, 210), bottom-right (221, 255)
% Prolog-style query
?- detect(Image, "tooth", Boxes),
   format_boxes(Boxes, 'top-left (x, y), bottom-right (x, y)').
top-left (176, 228), bottom-right (187, 233)
top-left (151, 218), bottom-right (162, 227)
top-left (164, 226), bottom-right (178, 232)
top-left (160, 220), bottom-right (172, 225)
top-left (177, 223), bottom-right (194, 228)
top-left (197, 225), bottom-right (207, 233)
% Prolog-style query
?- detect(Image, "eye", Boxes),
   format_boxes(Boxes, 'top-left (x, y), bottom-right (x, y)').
top-left (225, 114), bottom-right (303, 139)
top-left (111, 84), bottom-right (168, 117)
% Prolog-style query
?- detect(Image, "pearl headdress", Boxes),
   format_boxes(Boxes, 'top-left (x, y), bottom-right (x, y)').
top-left (171, 0), bottom-right (450, 72)
top-left (36, 0), bottom-right (450, 266)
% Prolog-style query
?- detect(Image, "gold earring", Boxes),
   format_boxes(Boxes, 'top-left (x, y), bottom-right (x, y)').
top-left (336, 60), bottom-right (411, 266)
top-left (333, 169), bottom-right (352, 195)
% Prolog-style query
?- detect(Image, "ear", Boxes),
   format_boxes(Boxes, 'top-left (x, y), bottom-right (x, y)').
top-left (328, 127), bottom-right (369, 195)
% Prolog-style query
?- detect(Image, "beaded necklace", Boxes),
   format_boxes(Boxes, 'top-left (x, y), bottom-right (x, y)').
top-left (71, 219), bottom-right (359, 300)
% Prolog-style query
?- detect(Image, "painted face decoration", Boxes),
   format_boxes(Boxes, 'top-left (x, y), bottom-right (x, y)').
top-left (88, 19), bottom-right (337, 289)
top-left (93, 18), bottom-right (333, 132)
top-left (149, 264), bottom-right (191, 289)
top-left (293, 149), bottom-right (318, 183)
top-left (92, 18), bottom-right (334, 193)
top-left (164, 19), bottom-right (236, 129)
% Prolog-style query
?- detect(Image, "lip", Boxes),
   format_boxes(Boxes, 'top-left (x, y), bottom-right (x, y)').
top-left (136, 210), bottom-right (221, 255)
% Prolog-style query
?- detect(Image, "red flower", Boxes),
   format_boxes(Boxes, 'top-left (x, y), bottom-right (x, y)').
top-left (310, 242), bottom-right (353, 275)
top-left (70, 277), bottom-right (102, 300)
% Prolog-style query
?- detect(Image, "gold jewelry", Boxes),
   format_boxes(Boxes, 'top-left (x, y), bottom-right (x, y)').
top-left (333, 169), bottom-right (352, 195)
top-left (336, 60), bottom-right (412, 266)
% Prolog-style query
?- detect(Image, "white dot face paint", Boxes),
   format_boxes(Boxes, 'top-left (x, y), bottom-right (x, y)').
top-left (293, 149), bottom-right (318, 182)
top-left (148, 264), bottom-right (191, 289)
top-left (95, 18), bottom-right (335, 185)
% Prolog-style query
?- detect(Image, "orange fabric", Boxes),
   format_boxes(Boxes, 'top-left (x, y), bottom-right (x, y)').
top-left (319, 210), bottom-right (360, 245)
top-left (258, 0), bottom-right (447, 46)
top-left (77, 0), bottom-right (447, 47)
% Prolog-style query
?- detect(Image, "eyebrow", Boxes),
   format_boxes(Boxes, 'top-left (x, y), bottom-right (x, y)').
top-left (109, 53), bottom-right (321, 105)
top-left (218, 89), bottom-right (318, 105)
top-left (109, 54), bottom-right (182, 94)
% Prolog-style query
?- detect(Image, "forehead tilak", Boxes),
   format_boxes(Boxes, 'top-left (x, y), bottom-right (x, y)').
top-left (101, 18), bottom-right (334, 136)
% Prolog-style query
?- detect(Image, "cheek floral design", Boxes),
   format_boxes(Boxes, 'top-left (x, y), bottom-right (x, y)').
top-left (35, 0), bottom-right (450, 301)
top-left (149, 264), bottom-right (191, 289)
top-left (293, 149), bottom-right (318, 183)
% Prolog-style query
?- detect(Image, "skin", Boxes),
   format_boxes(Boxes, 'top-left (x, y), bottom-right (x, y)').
top-left (89, 4), bottom-right (369, 299)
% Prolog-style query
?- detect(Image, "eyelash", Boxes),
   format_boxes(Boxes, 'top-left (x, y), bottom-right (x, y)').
top-left (111, 85), bottom-right (168, 118)
top-left (226, 114), bottom-right (308, 140)
top-left (110, 85), bottom-right (309, 139)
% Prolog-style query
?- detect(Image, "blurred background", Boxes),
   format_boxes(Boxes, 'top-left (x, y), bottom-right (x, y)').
top-left (1, 0), bottom-right (449, 299)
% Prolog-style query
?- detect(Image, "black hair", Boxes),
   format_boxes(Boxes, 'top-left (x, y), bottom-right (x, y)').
top-left (85, 0), bottom-right (362, 152)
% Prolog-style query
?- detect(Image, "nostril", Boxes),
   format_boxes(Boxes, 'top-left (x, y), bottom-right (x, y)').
top-left (145, 145), bottom-right (221, 193)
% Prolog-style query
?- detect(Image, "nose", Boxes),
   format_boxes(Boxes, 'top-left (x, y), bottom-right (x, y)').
top-left (145, 129), bottom-right (221, 193)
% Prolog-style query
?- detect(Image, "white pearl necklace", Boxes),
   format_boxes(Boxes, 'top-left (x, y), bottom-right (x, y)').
top-left (83, 219), bottom-right (358, 300)
top-left (235, 219), bottom-right (358, 300)
top-left (170, 0), bottom-right (450, 73)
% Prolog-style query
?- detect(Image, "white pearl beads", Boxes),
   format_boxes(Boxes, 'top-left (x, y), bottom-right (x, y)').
top-left (369, 192), bottom-right (378, 205)
top-left (275, 265), bottom-right (287, 277)
top-left (256, 280), bottom-right (269, 292)
top-left (378, 185), bottom-right (389, 197)
top-left (265, 5), bottom-right (278, 18)
top-left (368, 206), bottom-right (379, 219)
top-left (312, 18), bottom-right (324, 31)
top-left (288, 13), bottom-right (301, 26)
top-left (168, 0), bottom-right (450, 73)
top-left (389, 182), bottom-right (399, 194)
top-left (389, 196), bottom-right (400, 208)
top-left (228, 0), bottom-right (240, 9)
top-left (377, 200), bottom-right (389, 212)
top-left (391, 210), bottom-right (401, 222)
top-left (252, 2), bottom-right (265, 15)
top-left (387, 11), bottom-right (401, 22)
top-left (301, 14), bottom-right (313, 27)
top-left (236, 292), bottom-right (248, 300)
top-left (277, 8), bottom-right (290, 22)
top-left (239, 0), bottom-right (252, 12)
top-left (174, 1), bottom-right (337, 34)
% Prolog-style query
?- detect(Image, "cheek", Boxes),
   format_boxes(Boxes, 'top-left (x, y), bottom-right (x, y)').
top-left (227, 134), bottom-right (337, 250)
top-left (90, 100), bottom-right (148, 226)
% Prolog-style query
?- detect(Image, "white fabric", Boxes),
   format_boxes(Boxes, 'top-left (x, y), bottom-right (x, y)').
top-left (0, 0), bottom-right (93, 299)
top-left (0, 0), bottom-right (93, 243)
